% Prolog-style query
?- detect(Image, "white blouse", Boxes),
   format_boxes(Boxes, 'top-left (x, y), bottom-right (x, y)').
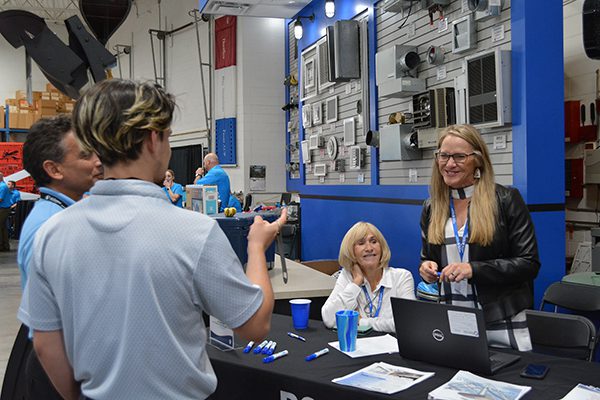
top-left (321, 267), bottom-right (416, 333)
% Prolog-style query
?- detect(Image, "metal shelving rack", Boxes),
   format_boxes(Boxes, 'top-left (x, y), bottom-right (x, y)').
top-left (1, 105), bottom-right (28, 142)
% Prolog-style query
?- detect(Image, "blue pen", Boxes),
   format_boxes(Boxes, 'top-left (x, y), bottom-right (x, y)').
top-left (287, 332), bottom-right (306, 342)
top-left (253, 340), bottom-right (269, 354)
top-left (262, 341), bottom-right (273, 354)
top-left (243, 341), bottom-right (254, 353)
top-left (305, 348), bottom-right (329, 361)
top-left (267, 342), bottom-right (277, 355)
top-left (263, 350), bottom-right (288, 363)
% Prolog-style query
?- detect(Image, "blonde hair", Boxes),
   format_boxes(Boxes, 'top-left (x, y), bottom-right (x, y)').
top-left (427, 124), bottom-right (497, 246)
top-left (338, 222), bottom-right (391, 271)
top-left (73, 80), bottom-right (175, 167)
top-left (166, 169), bottom-right (175, 180)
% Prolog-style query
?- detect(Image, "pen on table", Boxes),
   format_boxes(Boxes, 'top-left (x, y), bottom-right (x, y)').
top-left (253, 340), bottom-right (269, 354)
top-left (287, 332), bottom-right (306, 342)
top-left (263, 350), bottom-right (289, 363)
top-left (305, 348), bottom-right (329, 362)
top-left (261, 341), bottom-right (274, 354)
top-left (267, 341), bottom-right (277, 355)
top-left (243, 341), bottom-right (254, 353)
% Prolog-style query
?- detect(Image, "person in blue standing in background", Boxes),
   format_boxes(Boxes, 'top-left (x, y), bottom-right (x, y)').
top-left (8, 181), bottom-right (21, 209)
top-left (0, 172), bottom-right (12, 251)
top-left (163, 169), bottom-right (184, 207)
top-left (194, 152), bottom-right (230, 211)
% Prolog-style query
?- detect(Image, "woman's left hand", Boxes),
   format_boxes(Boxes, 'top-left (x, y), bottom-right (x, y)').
top-left (441, 262), bottom-right (473, 283)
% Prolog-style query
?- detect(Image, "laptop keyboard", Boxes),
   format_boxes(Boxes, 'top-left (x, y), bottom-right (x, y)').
top-left (489, 353), bottom-right (504, 368)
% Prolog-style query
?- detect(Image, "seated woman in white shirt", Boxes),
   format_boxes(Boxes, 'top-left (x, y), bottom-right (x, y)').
top-left (321, 221), bottom-right (416, 333)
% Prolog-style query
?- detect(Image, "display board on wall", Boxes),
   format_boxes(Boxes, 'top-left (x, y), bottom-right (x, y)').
top-left (215, 117), bottom-right (236, 165)
top-left (375, 0), bottom-right (513, 186)
top-left (293, 12), bottom-right (371, 186)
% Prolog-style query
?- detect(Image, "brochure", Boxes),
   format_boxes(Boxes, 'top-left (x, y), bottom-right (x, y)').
top-left (332, 362), bottom-right (434, 394)
top-left (428, 370), bottom-right (531, 400)
top-left (561, 383), bottom-right (600, 400)
top-left (328, 334), bottom-right (399, 358)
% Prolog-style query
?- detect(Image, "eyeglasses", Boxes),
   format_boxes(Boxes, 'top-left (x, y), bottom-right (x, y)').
top-left (434, 150), bottom-right (481, 164)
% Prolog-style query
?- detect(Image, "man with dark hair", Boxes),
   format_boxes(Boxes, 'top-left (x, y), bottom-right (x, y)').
top-left (17, 114), bottom-right (103, 399)
top-left (19, 80), bottom-right (285, 400)
top-left (7, 180), bottom-right (21, 209)
top-left (0, 172), bottom-right (11, 251)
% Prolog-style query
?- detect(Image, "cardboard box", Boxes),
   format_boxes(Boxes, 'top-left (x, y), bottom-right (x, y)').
top-left (46, 83), bottom-right (59, 92)
top-left (5, 99), bottom-right (18, 107)
top-left (8, 112), bottom-right (20, 128)
top-left (15, 90), bottom-right (26, 100)
top-left (0, 106), bottom-right (4, 128)
top-left (185, 185), bottom-right (218, 215)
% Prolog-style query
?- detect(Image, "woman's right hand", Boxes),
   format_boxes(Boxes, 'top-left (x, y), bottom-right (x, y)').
top-left (351, 263), bottom-right (364, 286)
top-left (419, 260), bottom-right (439, 283)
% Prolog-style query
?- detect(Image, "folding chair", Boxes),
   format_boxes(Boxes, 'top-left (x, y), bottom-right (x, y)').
top-left (526, 310), bottom-right (597, 361)
top-left (540, 281), bottom-right (600, 313)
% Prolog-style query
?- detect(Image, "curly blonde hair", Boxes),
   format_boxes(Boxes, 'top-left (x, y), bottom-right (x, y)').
top-left (72, 80), bottom-right (176, 166)
top-left (338, 222), bottom-right (391, 272)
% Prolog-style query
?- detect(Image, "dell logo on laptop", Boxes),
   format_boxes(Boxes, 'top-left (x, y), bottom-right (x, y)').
top-left (432, 329), bottom-right (445, 342)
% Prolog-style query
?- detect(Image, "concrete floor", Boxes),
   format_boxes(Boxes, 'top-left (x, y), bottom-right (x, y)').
top-left (0, 240), bottom-right (23, 390)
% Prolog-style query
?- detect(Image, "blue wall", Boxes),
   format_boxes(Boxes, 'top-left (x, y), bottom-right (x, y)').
top-left (287, 0), bottom-right (565, 308)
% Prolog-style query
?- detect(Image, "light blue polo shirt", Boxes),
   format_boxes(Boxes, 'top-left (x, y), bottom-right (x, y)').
top-left (195, 165), bottom-right (230, 212)
top-left (17, 187), bottom-right (75, 290)
top-left (162, 182), bottom-right (185, 207)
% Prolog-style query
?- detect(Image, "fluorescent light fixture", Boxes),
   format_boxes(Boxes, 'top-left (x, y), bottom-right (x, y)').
top-left (325, 0), bottom-right (335, 18)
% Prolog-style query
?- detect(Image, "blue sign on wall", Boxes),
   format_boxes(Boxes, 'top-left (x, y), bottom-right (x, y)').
top-left (215, 117), bottom-right (236, 165)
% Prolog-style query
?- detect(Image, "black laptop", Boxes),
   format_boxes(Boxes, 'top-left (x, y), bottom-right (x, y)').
top-left (391, 298), bottom-right (521, 375)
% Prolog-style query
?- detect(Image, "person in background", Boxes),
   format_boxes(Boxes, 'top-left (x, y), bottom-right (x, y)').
top-left (419, 124), bottom-right (540, 351)
top-left (163, 169), bottom-right (184, 207)
top-left (321, 222), bottom-right (416, 333)
top-left (0, 172), bottom-right (11, 251)
top-left (17, 114), bottom-right (103, 400)
top-left (194, 153), bottom-right (230, 211)
top-left (19, 79), bottom-right (286, 400)
top-left (8, 180), bottom-right (21, 209)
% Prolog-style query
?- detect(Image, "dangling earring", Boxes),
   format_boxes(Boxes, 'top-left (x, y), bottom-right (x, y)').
top-left (474, 168), bottom-right (481, 179)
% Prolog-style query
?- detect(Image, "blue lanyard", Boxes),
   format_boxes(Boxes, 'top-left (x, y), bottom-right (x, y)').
top-left (449, 197), bottom-right (469, 262)
top-left (361, 286), bottom-right (384, 318)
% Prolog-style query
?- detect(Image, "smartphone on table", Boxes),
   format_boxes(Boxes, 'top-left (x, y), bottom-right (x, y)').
top-left (520, 364), bottom-right (549, 379)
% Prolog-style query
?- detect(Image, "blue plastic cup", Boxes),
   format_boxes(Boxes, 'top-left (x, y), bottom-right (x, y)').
top-left (289, 299), bottom-right (311, 330)
top-left (336, 310), bottom-right (359, 352)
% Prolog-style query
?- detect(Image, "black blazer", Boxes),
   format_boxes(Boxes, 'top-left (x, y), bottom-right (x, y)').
top-left (420, 184), bottom-right (541, 323)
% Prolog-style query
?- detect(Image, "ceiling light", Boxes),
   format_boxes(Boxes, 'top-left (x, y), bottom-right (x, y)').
top-left (325, 0), bottom-right (335, 18)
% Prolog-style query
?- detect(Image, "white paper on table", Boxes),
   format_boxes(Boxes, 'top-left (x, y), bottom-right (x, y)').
top-left (332, 362), bottom-right (435, 394)
top-left (561, 383), bottom-right (600, 400)
top-left (328, 334), bottom-right (399, 358)
top-left (428, 370), bottom-right (531, 400)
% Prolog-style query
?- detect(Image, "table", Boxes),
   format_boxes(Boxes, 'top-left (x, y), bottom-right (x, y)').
top-left (270, 256), bottom-right (336, 320)
top-left (562, 271), bottom-right (600, 286)
top-left (207, 314), bottom-right (600, 400)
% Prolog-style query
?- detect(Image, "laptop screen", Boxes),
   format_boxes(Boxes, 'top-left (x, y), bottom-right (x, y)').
top-left (391, 298), bottom-right (519, 375)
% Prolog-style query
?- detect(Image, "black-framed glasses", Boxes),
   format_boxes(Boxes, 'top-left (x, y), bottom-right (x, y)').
top-left (434, 150), bottom-right (481, 164)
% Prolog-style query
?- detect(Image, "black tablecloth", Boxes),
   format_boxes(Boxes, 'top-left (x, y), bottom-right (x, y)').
top-left (207, 314), bottom-right (600, 399)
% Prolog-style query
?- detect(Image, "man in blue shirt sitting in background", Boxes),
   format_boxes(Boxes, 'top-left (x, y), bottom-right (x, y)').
top-left (194, 152), bottom-right (231, 211)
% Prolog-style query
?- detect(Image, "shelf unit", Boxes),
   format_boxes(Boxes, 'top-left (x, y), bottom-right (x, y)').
top-left (1, 105), bottom-right (28, 142)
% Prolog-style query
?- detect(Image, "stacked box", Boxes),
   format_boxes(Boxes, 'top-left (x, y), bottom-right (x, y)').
top-left (0, 106), bottom-right (4, 128)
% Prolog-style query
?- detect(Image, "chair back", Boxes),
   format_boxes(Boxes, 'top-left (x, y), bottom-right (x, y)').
top-left (540, 281), bottom-right (600, 312)
top-left (526, 310), bottom-right (597, 361)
